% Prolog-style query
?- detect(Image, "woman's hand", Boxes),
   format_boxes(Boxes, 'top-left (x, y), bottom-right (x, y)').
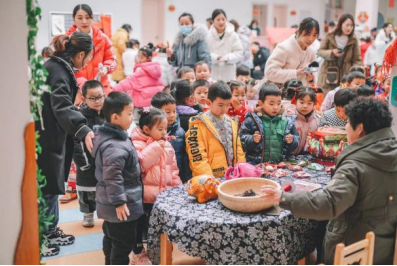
top-left (332, 49), bottom-right (344, 57)
top-left (98, 66), bottom-right (108, 77)
top-left (260, 185), bottom-right (282, 204)
top-left (85, 131), bottom-right (95, 153)
top-left (166, 48), bottom-right (174, 58)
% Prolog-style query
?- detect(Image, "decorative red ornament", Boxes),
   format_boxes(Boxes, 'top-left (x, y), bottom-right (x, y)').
top-left (357, 12), bottom-right (369, 22)
top-left (290, 10), bottom-right (297, 16)
top-left (168, 5), bottom-right (175, 12)
top-left (389, 0), bottom-right (394, 8)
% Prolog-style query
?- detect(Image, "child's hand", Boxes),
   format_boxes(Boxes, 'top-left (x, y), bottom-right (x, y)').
top-left (232, 98), bottom-right (242, 110)
top-left (158, 140), bottom-right (166, 148)
top-left (253, 131), bottom-right (261, 143)
top-left (116, 203), bottom-right (130, 221)
top-left (285, 134), bottom-right (293, 144)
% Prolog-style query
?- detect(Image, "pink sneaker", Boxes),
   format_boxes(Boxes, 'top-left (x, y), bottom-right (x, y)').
top-left (130, 249), bottom-right (152, 265)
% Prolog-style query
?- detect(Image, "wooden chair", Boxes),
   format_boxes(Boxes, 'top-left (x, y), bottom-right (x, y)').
top-left (334, 232), bottom-right (375, 265)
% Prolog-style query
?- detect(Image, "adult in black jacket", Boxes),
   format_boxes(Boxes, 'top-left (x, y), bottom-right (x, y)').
top-left (251, 42), bottom-right (270, 79)
top-left (36, 32), bottom-right (94, 256)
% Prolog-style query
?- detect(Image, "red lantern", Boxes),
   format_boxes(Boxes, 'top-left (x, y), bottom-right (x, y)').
top-left (168, 5), bottom-right (175, 12)
top-left (358, 12), bottom-right (369, 22)
top-left (290, 10), bottom-right (297, 16)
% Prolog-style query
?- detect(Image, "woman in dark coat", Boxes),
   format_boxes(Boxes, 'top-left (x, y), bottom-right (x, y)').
top-left (36, 32), bottom-right (94, 256)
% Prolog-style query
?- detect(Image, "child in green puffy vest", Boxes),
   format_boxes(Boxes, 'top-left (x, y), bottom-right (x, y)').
top-left (240, 83), bottom-right (299, 164)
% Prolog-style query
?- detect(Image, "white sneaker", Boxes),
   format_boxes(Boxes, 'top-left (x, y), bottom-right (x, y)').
top-left (83, 213), bottom-right (94, 227)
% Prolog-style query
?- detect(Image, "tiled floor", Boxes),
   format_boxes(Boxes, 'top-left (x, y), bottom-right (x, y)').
top-left (43, 199), bottom-right (205, 265)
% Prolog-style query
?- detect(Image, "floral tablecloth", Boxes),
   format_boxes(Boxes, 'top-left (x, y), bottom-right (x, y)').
top-left (147, 156), bottom-right (331, 265)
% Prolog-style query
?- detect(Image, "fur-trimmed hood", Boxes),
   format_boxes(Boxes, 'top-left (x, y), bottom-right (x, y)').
top-left (175, 23), bottom-right (208, 46)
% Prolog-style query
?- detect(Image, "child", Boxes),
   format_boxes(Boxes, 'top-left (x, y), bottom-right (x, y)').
top-left (321, 71), bottom-right (365, 111)
top-left (151, 92), bottom-right (192, 182)
top-left (375, 75), bottom-right (391, 104)
top-left (236, 65), bottom-right (251, 83)
top-left (282, 78), bottom-right (303, 114)
top-left (357, 84), bottom-right (375, 98)
top-left (172, 79), bottom-right (201, 132)
top-left (284, 87), bottom-right (321, 155)
top-left (122, 39), bottom-right (140, 77)
top-left (186, 81), bottom-right (246, 178)
top-left (92, 92), bottom-right (144, 265)
top-left (177, 66), bottom-right (196, 84)
top-left (240, 83), bottom-right (299, 164)
top-left (227, 80), bottom-right (250, 129)
top-left (130, 108), bottom-right (181, 263)
top-left (320, 89), bottom-right (357, 127)
top-left (41, 46), bottom-right (53, 61)
top-left (246, 79), bottom-right (259, 110)
top-left (194, 61), bottom-right (214, 83)
top-left (192, 79), bottom-right (210, 112)
top-left (113, 46), bottom-right (164, 119)
top-left (73, 80), bottom-right (105, 227)
top-left (163, 85), bottom-right (171, 94)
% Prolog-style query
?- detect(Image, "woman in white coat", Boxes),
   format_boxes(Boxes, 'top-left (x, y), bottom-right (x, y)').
top-left (374, 23), bottom-right (396, 64)
top-left (206, 9), bottom-right (243, 82)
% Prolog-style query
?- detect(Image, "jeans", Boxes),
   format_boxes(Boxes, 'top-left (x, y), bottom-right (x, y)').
top-left (42, 194), bottom-right (60, 234)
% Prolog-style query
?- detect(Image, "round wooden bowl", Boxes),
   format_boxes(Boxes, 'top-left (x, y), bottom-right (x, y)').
top-left (218, 178), bottom-right (280, 213)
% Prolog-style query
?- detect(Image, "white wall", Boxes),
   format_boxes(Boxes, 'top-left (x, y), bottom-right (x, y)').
top-left (37, 0), bottom-right (142, 51)
top-left (0, 0), bottom-right (31, 263)
top-left (163, 0), bottom-right (326, 44)
top-left (378, 0), bottom-right (397, 26)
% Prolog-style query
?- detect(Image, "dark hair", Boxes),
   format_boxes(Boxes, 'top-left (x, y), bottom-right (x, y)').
top-left (294, 86), bottom-right (317, 103)
top-left (356, 84), bottom-right (375, 97)
top-left (41, 46), bottom-right (53, 58)
top-left (211, 9), bottom-right (227, 21)
top-left (122, 24), bottom-right (132, 32)
top-left (291, 24), bottom-right (299, 29)
top-left (194, 61), bottom-right (211, 72)
top-left (250, 19), bottom-right (259, 27)
top-left (341, 74), bottom-right (349, 84)
top-left (102, 92), bottom-right (132, 122)
top-left (259, 83), bottom-right (281, 102)
top-left (228, 80), bottom-right (246, 93)
top-left (236, 65), bottom-right (250, 77)
top-left (51, 32), bottom-right (93, 60)
top-left (138, 107), bottom-right (167, 130)
top-left (163, 85), bottom-right (171, 92)
top-left (206, 18), bottom-right (213, 23)
top-left (345, 98), bottom-right (392, 134)
top-left (208, 81), bottom-right (232, 101)
top-left (370, 27), bottom-right (378, 33)
top-left (349, 66), bottom-right (365, 74)
top-left (151, 91), bottom-right (176, 109)
top-left (383, 22), bottom-right (393, 29)
top-left (283, 79), bottom-right (303, 100)
top-left (334, 14), bottom-right (355, 37)
top-left (346, 71), bottom-right (366, 84)
top-left (179, 12), bottom-right (194, 24)
top-left (329, 21), bottom-right (336, 27)
top-left (82, 80), bottom-right (103, 97)
top-left (72, 4), bottom-right (93, 19)
top-left (247, 79), bottom-right (257, 87)
top-left (171, 79), bottom-right (192, 105)
top-left (229, 19), bottom-right (239, 32)
top-left (177, 66), bottom-right (194, 78)
top-left (252, 41), bottom-right (260, 47)
top-left (192, 79), bottom-right (210, 91)
top-left (298, 17), bottom-right (320, 36)
top-left (127, 39), bottom-right (139, 49)
top-left (139, 44), bottom-right (154, 58)
top-left (334, 89), bottom-right (357, 107)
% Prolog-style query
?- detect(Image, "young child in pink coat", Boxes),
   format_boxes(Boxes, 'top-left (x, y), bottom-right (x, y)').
top-left (129, 107), bottom-right (181, 264)
top-left (113, 46), bottom-right (164, 119)
top-left (284, 87), bottom-right (321, 155)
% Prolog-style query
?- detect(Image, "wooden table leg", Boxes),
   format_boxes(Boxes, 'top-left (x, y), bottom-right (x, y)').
top-left (160, 233), bottom-right (173, 265)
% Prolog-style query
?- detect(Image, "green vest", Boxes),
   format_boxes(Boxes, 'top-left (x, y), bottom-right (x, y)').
top-left (261, 115), bottom-right (288, 162)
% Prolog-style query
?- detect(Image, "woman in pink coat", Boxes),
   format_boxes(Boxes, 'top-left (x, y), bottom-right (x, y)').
top-left (113, 46), bottom-right (164, 118)
top-left (284, 87), bottom-right (321, 155)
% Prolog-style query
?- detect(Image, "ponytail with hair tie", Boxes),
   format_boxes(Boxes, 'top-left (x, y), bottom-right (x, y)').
top-left (290, 87), bottom-right (300, 105)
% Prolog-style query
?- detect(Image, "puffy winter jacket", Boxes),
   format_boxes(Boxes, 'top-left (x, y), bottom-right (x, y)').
top-left (92, 123), bottom-right (144, 223)
top-left (113, 62), bottom-right (164, 107)
top-left (153, 53), bottom-right (177, 86)
top-left (240, 112), bottom-right (299, 164)
top-left (176, 105), bottom-right (199, 132)
top-left (67, 25), bottom-right (116, 95)
top-left (131, 127), bottom-right (181, 204)
top-left (186, 113), bottom-right (246, 178)
top-left (284, 107), bottom-right (321, 155)
top-left (111, 28), bottom-right (130, 82)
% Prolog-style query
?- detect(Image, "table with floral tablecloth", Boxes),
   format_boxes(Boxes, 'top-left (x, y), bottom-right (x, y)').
top-left (147, 156), bottom-right (332, 265)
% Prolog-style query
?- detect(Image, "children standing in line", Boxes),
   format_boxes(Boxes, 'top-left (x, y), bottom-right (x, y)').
top-left (92, 92), bottom-right (144, 265)
top-left (320, 89), bottom-right (357, 127)
top-left (113, 46), bottom-right (164, 119)
top-left (240, 84), bottom-right (299, 165)
top-left (177, 66), bottom-right (196, 84)
top-left (73, 80), bottom-right (106, 227)
top-left (186, 81), bottom-right (246, 178)
top-left (227, 80), bottom-right (250, 129)
top-left (130, 108), bottom-right (181, 264)
top-left (284, 87), bottom-right (321, 155)
top-left (151, 92), bottom-right (192, 183)
top-left (192, 79), bottom-right (210, 112)
top-left (194, 61), bottom-right (214, 84)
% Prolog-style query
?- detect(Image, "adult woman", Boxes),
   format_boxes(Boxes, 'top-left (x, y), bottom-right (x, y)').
top-left (167, 12), bottom-right (211, 69)
top-left (264, 17), bottom-right (319, 88)
top-left (374, 22), bottom-right (396, 64)
top-left (206, 9), bottom-right (243, 82)
top-left (111, 24), bottom-right (132, 82)
top-left (249, 19), bottom-right (261, 36)
top-left (261, 98), bottom-right (397, 264)
top-left (318, 14), bottom-right (362, 94)
top-left (36, 32), bottom-right (94, 256)
top-left (67, 4), bottom-right (116, 95)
